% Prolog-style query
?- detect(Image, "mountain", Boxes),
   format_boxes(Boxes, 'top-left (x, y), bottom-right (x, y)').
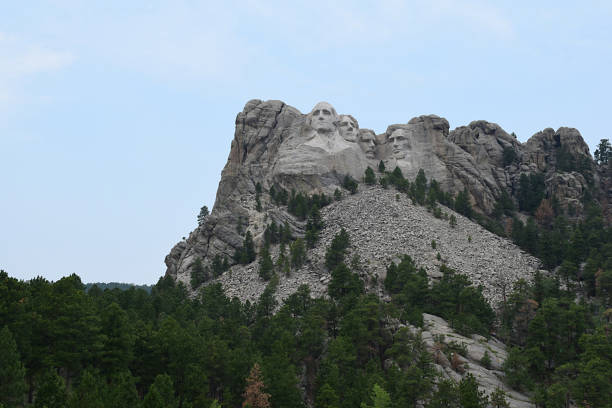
top-left (165, 99), bottom-right (605, 288)
top-left (162, 100), bottom-right (611, 407)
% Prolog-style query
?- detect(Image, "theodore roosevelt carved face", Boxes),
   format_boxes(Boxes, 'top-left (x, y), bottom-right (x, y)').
top-left (338, 115), bottom-right (359, 142)
top-left (308, 102), bottom-right (338, 134)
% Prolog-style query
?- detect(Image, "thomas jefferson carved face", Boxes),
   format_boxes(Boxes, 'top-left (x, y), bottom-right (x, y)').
top-left (359, 129), bottom-right (377, 159)
top-left (388, 128), bottom-right (411, 159)
top-left (338, 115), bottom-right (359, 142)
top-left (308, 102), bottom-right (338, 134)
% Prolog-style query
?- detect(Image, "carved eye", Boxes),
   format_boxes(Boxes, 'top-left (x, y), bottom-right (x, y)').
top-left (322, 109), bottom-right (331, 115)
top-left (313, 110), bottom-right (320, 115)
top-left (340, 121), bottom-right (348, 127)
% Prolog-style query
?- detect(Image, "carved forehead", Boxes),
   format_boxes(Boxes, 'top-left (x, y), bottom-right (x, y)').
top-left (310, 102), bottom-right (338, 116)
top-left (359, 129), bottom-right (376, 141)
top-left (339, 114), bottom-right (359, 128)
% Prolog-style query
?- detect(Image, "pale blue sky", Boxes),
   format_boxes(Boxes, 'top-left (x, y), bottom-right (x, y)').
top-left (1, 1), bottom-right (611, 283)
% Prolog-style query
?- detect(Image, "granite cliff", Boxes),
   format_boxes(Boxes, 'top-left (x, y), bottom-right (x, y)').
top-left (165, 99), bottom-right (600, 285)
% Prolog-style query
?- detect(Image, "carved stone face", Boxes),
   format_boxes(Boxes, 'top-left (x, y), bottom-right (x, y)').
top-left (359, 129), bottom-right (376, 159)
top-left (338, 115), bottom-right (359, 142)
top-left (309, 102), bottom-right (338, 133)
top-left (388, 128), bottom-right (411, 159)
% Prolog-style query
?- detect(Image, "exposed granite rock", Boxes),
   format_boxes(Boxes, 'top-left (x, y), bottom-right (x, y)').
top-left (195, 185), bottom-right (539, 307)
top-left (415, 314), bottom-right (535, 408)
top-left (166, 99), bottom-right (595, 282)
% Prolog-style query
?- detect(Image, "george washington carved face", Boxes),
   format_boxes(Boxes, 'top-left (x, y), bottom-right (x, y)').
top-left (308, 102), bottom-right (338, 134)
top-left (338, 115), bottom-right (359, 142)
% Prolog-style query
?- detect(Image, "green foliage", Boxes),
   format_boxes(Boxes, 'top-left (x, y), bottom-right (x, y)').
top-left (328, 263), bottom-right (363, 302)
top-left (334, 188), bottom-right (342, 201)
top-left (489, 387), bottom-right (510, 408)
top-left (517, 173), bottom-right (545, 213)
top-left (454, 188), bottom-right (472, 218)
top-left (211, 254), bottom-right (230, 278)
top-left (414, 169), bottom-right (427, 205)
top-left (325, 229), bottom-right (350, 271)
top-left (197, 205), bottom-right (209, 226)
top-left (595, 138), bottom-right (612, 165)
top-left (360, 384), bottom-right (391, 408)
top-left (480, 350), bottom-right (491, 369)
top-left (342, 175), bottom-right (358, 194)
top-left (290, 238), bottom-right (306, 268)
top-left (190, 257), bottom-right (209, 288)
top-left (0, 326), bottom-right (26, 407)
top-left (143, 374), bottom-right (177, 408)
top-left (235, 231), bottom-right (257, 264)
top-left (458, 373), bottom-right (489, 408)
top-left (258, 245), bottom-right (274, 281)
top-left (449, 214), bottom-right (457, 228)
top-left (35, 370), bottom-right (68, 408)
top-left (502, 146), bottom-right (517, 166)
top-left (378, 160), bottom-right (385, 172)
top-left (364, 167), bottom-right (376, 185)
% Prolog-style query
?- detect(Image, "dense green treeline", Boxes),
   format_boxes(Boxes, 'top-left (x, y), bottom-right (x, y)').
top-left (0, 230), bottom-right (503, 408)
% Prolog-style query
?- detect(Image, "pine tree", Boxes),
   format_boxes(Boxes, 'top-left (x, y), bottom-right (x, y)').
top-left (290, 239), bottom-right (306, 268)
top-left (361, 384), bottom-right (392, 408)
top-left (0, 326), bottom-right (26, 407)
top-left (190, 257), bottom-right (208, 288)
top-left (144, 374), bottom-right (178, 408)
top-left (364, 167), bottom-right (376, 185)
top-left (258, 246), bottom-right (274, 281)
top-left (243, 363), bottom-right (271, 408)
top-left (34, 370), bottom-right (67, 408)
top-left (378, 160), bottom-right (386, 172)
top-left (197, 206), bottom-right (209, 226)
top-left (459, 373), bottom-right (489, 408)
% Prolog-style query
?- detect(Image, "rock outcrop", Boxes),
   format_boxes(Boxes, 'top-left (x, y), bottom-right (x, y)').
top-left (166, 99), bottom-right (596, 282)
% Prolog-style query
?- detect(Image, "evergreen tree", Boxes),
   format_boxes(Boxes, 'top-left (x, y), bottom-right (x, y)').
top-left (258, 246), bottom-right (274, 281)
top-left (290, 239), bottom-right (306, 268)
top-left (595, 138), bottom-right (612, 165)
top-left (67, 369), bottom-right (105, 408)
top-left (190, 257), bottom-right (208, 288)
top-left (0, 326), bottom-right (26, 407)
top-left (144, 374), bottom-right (178, 408)
top-left (198, 205), bottom-right (209, 226)
top-left (360, 384), bottom-right (392, 408)
top-left (343, 175), bottom-right (358, 194)
top-left (378, 160), bottom-right (386, 172)
top-left (34, 370), bottom-right (68, 408)
top-left (454, 188), bottom-right (472, 218)
top-left (364, 167), bottom-right (376, 185)
top-left (414, 169), bottom-right (427, 205)
top-left (99, 302), bottom-right (134, 375)
top-left (325, 229), bottom-right (350, 271)
top-left (458, 373), bottom-right (488, 408)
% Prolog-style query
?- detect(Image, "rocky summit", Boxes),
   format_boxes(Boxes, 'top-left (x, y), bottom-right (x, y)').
top-left (165, 99), bottom-right (600, 288)
top-left (159, 99), bottom-right (610, 408)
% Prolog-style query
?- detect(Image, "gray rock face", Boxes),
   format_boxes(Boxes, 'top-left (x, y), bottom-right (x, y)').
top-left (165, 98), bottom-right (594, 285)
top-left (203, 186), bottom-right (539, 306)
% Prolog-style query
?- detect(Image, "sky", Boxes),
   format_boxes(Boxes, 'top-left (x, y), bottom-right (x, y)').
top-left (1, 1), bottom-right (611, 284)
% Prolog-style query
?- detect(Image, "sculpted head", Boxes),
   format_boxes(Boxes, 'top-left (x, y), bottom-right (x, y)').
top-left (359, 129), bottom-right (377, 159)
top-left (338, 115), bottom-right (359, 142)
top-left (387, 127), bottom-right (411, 159)
top-left (308, 102), bottom-right (338, 134)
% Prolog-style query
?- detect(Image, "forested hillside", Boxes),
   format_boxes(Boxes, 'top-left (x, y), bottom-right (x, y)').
top-left (1, 203), bottom-right (611, 407)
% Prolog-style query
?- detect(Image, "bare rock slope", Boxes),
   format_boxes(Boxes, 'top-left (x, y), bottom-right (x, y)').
top-left (212, 185), bottom-right (540, 307)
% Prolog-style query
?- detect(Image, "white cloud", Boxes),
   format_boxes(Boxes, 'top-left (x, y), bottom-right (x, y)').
top-left (0, 33), bottom-right (74, 114)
